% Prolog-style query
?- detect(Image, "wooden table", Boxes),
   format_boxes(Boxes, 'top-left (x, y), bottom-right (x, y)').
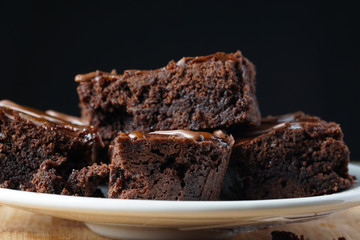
top-left (0, 205), bottom-right (358, 239)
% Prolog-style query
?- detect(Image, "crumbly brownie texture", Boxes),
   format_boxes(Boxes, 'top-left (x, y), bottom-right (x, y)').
top-left (271, 231), bottom-right (346, 240)
top-left (31, 158), bottom-right (67, 194)
top-left (108, 130), bottom-right (234, 200)
top-left (64, 163), bottom-right (109, 197)
top-left (220, 112), bottom-right (354, 200)
top-left (271, 231), bottom-right (304, 240)
top-left (0, 100), bottom-right (102, 194)
top-left (76, 51), bottom-right (260, 143)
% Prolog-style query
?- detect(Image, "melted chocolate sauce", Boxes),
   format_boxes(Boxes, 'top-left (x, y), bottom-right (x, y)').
top-left (75, 70), bottom-right (126, 82)
top-left (0, 100), bottom-right (96, 134)
top-left (45, 110), bottom-right (89, 126)
top-left (236, 112), bottom-right (320, 143)
top-left (74, 71), bottom-right (98, 82)
top-left (126, 131), bottom-right (145, 139)
top-left (123, 129), bottom-right (228, 144)
top-left (149, 130), bottom-right (215, 141)
top-left (74, 52), bottom-right (242, 83)
top-left (182, 51), bottom-right (241, 64)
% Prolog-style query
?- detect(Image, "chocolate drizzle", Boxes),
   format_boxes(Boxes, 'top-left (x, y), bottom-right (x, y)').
top-left (74, 51), bottom-right (243, 83)
top-left (235, 112), bottom-right (321, 143)
top-left (0, 100), bottom-right (96, 135)
top-left (181, 51), bottom-right (242, 65)
top-left (123, 129), bottom-right (229, 145)
top-left (45, 110), bottom-right (89, 126)
top-left (149, 130), bottom-right (215, 141)
top-left (126, 131), bottom-right (145, 140)
top-left (74, 71), bottom-right (98, 82)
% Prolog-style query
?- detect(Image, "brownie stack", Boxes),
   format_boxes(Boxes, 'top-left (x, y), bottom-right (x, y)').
top-left (0, 50), bottom-right (354, 200)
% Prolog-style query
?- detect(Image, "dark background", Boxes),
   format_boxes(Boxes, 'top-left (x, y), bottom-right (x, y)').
top-left (1, 1), bottom-right (359, 158)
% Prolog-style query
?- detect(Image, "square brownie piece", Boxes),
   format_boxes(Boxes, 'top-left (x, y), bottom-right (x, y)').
top-left (76, 51), bottom-right (260, 143)
top-left (0, 100), bottom-right (103, 194)
top-left (108, 130), bottom-right (234, 200)
top-left (220, 112), bottom-right (354, 200)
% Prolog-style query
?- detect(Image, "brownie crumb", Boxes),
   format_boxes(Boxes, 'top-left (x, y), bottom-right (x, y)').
top-left (271, 231), bottom-right (345, 240)
top-left (271, 231), bottom-right (304, 240)
top-left (65, 163), bottom-right (109, 197)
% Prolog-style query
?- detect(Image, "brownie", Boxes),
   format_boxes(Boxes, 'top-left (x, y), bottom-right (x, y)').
top-left (76, 51), bottom-right (260, 143)
top-left (31, 158), bottom-right (67, 194)
top-left (108, 130), bottom-right (234, 200)
top-left (0, 100), bottom-right (103, 194)
top-left (271, 231), bottom-right (345, 240)
top-left (271, 231), bottom-right (304, 240)
top-left (220, 112), bottom-right (354, 200)
top-left (64, 163), bottom-right (109, 197)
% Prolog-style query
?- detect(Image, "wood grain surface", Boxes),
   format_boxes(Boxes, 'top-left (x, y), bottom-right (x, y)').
top-left (0, 205), bottom-right (358, 239)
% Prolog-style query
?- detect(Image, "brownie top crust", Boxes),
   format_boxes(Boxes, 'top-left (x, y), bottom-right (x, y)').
top-left (120, 129), bottom-right (232, 146)
top-left (0, 100), bottom-right (97, 140)
top-left (75, 51), bottom-right (246, 83)
top-left (235, 112), bottom-right (340, 144)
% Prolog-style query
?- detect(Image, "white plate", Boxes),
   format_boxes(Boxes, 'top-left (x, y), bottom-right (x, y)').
top-left (0, 164), bottom-right (359, 240)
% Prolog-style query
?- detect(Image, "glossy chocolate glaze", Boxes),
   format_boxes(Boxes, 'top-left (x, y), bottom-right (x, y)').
top-left (75, 70), bottom-right (122, 82)
top-left (150, 130), bottom-right (215, 141)
top-left (236, 112), bottom-right (321, 143)
top-left (74, 71), bottom-right (98, 82)
top-left (75, 51), bottom-right (242, 82)
top-left (180, 51), bottom-right (241, 65)
top-left (122, 129), bottom-right (229, 144)
top-left (0, 100), bottom-right (96, 135)
top-left (126, 131), bottom-right (145, 139)
top-left (45, 110), bottom-right (89, 126)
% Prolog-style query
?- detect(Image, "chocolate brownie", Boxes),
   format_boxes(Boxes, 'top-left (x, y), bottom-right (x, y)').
top-left (108, 130), bottom-right (234, 200)
top-left (0, 100), bottom-right (103, 193)
top-left (271, 231), bottom-right (304, 240)
top-left (271, 231), bottom-right (345, 240)
top-left (76, 51), bottom-right (260, 143)
top-left (64, 163), bottom-right (109, 197)
top-left (220, 112), bottom-right (354, 200)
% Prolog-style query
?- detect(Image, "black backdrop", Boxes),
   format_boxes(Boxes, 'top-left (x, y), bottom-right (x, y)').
top-left (1, 1), bottom-right (359, 158)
